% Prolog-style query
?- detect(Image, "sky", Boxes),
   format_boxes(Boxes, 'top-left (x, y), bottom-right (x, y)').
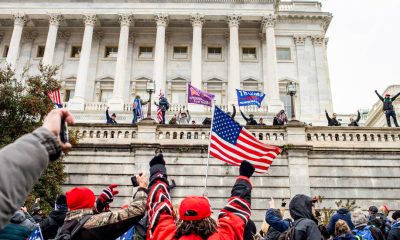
top-left (320, 0), bottom-right (400, 114)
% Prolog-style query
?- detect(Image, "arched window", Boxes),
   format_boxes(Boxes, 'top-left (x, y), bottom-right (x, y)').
top-left (242, 78), bottom-right (261, 91)
top-left (62, 77), bottom-right (76, 102)
top-left (168, 77), bottom-right (188, 105)
top-left (131, 77), bottom-right (151, 101)
top-left (279, 79), bottom-right (297, 119)
top-left (203, 78), bottom-right (226, 105)
top-left (95, 77), bottom-right (114, 102)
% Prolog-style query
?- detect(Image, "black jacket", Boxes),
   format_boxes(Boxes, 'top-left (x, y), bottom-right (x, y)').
top-left (348, 111), bottom-right (361, 126)
top-left (388, 225), bottom-right (400, 240)
top-left (289, 194), bottom-right (322, 240)
top-left (155, 97), bottom-right (169, 112)
top-left (40, 209), bottom-right (67, 239)
top-left (325, 111), bottom-right (341, 126)
top-left (240, 111), bottom-right (257, 125)
top-left (375, 90), bottom-right (400, 111)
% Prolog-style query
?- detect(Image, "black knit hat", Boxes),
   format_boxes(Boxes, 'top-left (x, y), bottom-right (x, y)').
top-left (239, 160), bottom-right (255, 178)
top-left (369, 206), bottom-right (378, 214)
top-left (150, 154), bottom-right (167, 178)
top-left (392, 210), bottom-right (400, 221)
top-left (56, 194), bottom-right (67, 205)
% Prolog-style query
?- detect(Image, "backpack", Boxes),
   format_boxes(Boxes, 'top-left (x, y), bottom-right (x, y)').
top-left (51, 215), bottom-right (92, 240)
top-left (277, 219), bottom-right (296, 240)
top-left (352, 226), bottom-right (374, 240)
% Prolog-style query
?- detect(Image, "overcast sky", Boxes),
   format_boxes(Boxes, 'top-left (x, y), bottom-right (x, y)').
top-left (321, 0), bottom-right (400, 114)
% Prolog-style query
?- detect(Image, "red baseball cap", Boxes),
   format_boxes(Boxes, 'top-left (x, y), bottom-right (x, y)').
top-left (66, 187), bottom-right (96, 211)
top-left (179, 196), bottom-right (212, 221)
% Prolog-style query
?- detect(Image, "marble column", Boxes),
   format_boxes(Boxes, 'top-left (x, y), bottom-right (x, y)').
top-left (7, 13), bottom-right (27, 68)
top-left (68, 14), bottom-right (96, 111)
top-left (42, 14), bottom-right (63, 66)
top-left (189, 14), bottom-right (205, 111)
top-left (262, 14), bottom-right (283, 113)
top-left (227, 14), bottom-right (241, 106)
top-left (17, 30), bottom-right (38, 83)
top-left (109, 14), bottom-right (133, 111)
top-left (313, 35), bottom-right (333, 119)
top-left (153, 13), bottom-right (168, 95)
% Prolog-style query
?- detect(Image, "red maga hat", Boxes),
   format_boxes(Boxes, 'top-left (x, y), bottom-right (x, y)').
top-left (179, 196), bottom-right (212, 221)
top-left (66, 187), bottom-right (96, 211)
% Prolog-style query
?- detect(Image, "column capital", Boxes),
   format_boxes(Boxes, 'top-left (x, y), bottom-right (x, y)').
top-left (262, 14), bottom-right (276, 29)
top-left (13, 13), bottom-right (28, 26)
top-left (57, 30), bottom-right (71, 41)
top-left (22, 30), bottom-right (38, 42)
top-left (311, 35), bottom-right (324, 46)
top-left (83, 14), bottom-right (97, 26)
top-left (48, 13), bottom-right (63, 26)
top-left (293, 35), bottom-right (306, 46)
top-left (155, 13), bottom-right (169, 27)
top-left (190, 13), bottom-right (205, 27)
top-left (227, 14), bottom-right (241, 28)
top-left (119, 14), bottom-right (133, 27)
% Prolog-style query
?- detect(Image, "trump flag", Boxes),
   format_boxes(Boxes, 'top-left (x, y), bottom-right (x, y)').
top-left (188, 83), bottom-right (215, 107)
top-left (236, 89), bottom-right (265, 108)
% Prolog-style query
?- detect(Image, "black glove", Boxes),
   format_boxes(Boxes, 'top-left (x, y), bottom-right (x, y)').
top-left (281, 198), bottom-right (287, 208)
top-left (239, 160), bottom-right (255, 178)
top-left (149, 154), bottom-right (168, 186)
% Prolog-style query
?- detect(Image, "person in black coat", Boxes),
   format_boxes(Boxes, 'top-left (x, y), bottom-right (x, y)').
top-left (388, 211), bottom-right (400, 240)
top-left (325, 110), bottom-right (341, 126)
top-left (240, 110), bottom-right (257, 125)
top-left (289, 194), bottom-right (322, 240)
top-left (154, 96), bottom-right (170, 124)
top-left (243, 219), bottom-right (257, 240)
top-left (375, 90), bottom-right (400, 127)
top-left (40, 194), bottom-right (68, 240)
top-left (348, 111), bottom-right (361, 127)
top-left (106, 107), bottom-right (117, 124)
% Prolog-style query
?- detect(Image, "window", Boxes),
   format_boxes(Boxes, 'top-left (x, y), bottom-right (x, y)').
top-left (2, 45), bottom-right (8, 58)
top-left (36, 45), bottom-right (45, 58)
top-left (277, 48), bottom-right (291, 61)
top-left (100, 89), bottom-right (113, 102)
top-left (138, 47), bottom-right (153, 59)
top-left (173, 46), bottom-right (188, 59)
top-left (104, 46), bottom-right (118, 58)
top-left (70, 46), bottom-right (82, 58)
top-left (172, 91), bottom-right (186, 104)
top-left (64, 90), bottom-right (75, 102)
top-left (242, 47), bottom-right (257, 60)
top-left (207, 47), bottom-right (222, 60)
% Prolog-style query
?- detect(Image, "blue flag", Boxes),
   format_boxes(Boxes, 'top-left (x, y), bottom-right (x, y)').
top-left (29, 227), bottom-right (44, 240)
top-left (133, 98), bottom-right (143, 119)
top-left (236, 89), bottom-right (265, 108)
top-left (116, 227), bottom-right (134, 240)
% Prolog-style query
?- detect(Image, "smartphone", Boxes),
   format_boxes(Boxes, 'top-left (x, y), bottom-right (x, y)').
top-left (60, 120), bottom-right (69, 143)
top-left (130, 173), bottom-right (143, 187)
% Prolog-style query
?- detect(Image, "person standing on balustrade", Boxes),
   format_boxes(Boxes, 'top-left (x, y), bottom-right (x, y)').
top-left (375, 90), bottom-right (400, 127)
top-left (132, 95), bottom-right (149, 125)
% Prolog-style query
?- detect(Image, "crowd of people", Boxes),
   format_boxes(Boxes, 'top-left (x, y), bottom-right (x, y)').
top-left (0, 108), bottom-right (399, 240)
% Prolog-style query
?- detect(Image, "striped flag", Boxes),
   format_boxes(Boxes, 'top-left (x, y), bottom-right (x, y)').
top-left (209, 106), bottom-right (281, 174)
top-left (47, 90), bottom-right (62, 108)
top-left (157, 90), bottom-right (164, 123)
top-left (28, 227), bottom-right (44, 240)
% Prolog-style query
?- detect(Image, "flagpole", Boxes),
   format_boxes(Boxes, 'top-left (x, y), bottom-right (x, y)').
top-left (203, 99), bottom-right (216, 196)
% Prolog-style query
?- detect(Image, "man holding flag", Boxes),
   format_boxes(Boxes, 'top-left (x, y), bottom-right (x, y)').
top-left (132, 95), bottom-right (149, 125)
top-left (154, 91), bottom-right (169, 124)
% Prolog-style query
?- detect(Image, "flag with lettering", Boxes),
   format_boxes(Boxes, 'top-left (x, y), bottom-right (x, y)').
top-left (236, 89), bottom-right (265, 108)
top-left (48, 90), bottom-right (63, 108)
top-left (209, 106), bottom-right (281, 174)
top-left (157, 90), bottom-right (164, 124)
top-left (28, 227), bottom-right (44, 240)
top-left (188, 83), bottom-right (215, 107)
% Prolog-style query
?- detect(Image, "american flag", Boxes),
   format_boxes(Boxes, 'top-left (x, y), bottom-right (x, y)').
top-left (157, 90), bottom-right (164, 123)
top-left (48, 90), bottom-right (62, 108)
top-left (209, 106), bottom-right (281, 174)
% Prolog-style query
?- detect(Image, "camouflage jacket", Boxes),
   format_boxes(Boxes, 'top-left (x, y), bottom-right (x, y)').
top-left (59, 189), bottom-right (147, 240)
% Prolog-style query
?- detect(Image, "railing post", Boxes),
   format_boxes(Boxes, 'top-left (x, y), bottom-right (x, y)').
top-left (137, 121), bottom-right (158, 140)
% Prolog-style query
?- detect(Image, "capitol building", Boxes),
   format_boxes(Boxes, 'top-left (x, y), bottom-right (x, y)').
top-left (1, 0), bottom-right (333, 124)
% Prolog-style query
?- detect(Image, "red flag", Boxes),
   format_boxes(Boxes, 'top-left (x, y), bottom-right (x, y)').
top-left (47, 90), bottom-right (62, 106)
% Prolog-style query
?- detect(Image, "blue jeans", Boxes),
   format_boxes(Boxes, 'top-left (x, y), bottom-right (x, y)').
top-left (132, 109), bottom-right (138, 124)
top-left (385, 110), bottom-right (399, 127)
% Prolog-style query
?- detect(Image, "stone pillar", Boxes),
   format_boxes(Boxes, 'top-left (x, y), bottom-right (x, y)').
top-left (17, 30), bottom-right (38, 84)
top-left (227, 15), bottom-right (241, 106)
top-left (313, 35), bottom-right (333, 118)
top-left (262, 14), bottom-right (283, 113)
top-left (189, 13), bottom-right (205, 112)
top-left (7, 13), bottom-right (27, 68)
top-left (68, 14), bottom-right (96, 111)
top-left (109, 14), bottom-right (133, 111)
top-left (153, 13), bottom-right (168, 95)
top-left (42, 14), bottom-right (63, 66)
top-left (54, 30), bottom-right (71, 81)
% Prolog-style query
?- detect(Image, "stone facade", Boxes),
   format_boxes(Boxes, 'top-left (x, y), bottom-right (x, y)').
top-left (0, 0), bottom-right (333, 124)
top-left (66, 123), bottom-right (400, 226)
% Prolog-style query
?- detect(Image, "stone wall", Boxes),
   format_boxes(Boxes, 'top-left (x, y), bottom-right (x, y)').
top-left (64, 123), bottom-right (400, 226)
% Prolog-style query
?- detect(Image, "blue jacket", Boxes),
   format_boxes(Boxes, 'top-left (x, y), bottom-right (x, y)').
top-left (328, 208), bottom-right (355, 235)
top-left (265, 208), bottom-right (290, 233)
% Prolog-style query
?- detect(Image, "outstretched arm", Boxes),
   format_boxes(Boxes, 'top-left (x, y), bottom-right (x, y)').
top-left (217, 161), bottom-right (254, 239)
top-left (325, 110), bottom-right (331, 122)
top-left (240, 110), bottom-right (249, 122)
top-left (187, 110), bottom-right (191, 122)
top-left (375, 90), bottom-right (384, 101)
top-left (232, 105), bottom-right (236, 119)
top-left (106, 109), bottom-right (111, 121)
top-left (356, 111), bottom-right (361, 122)
top-left (392, 91), bottom-right (400, 101)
